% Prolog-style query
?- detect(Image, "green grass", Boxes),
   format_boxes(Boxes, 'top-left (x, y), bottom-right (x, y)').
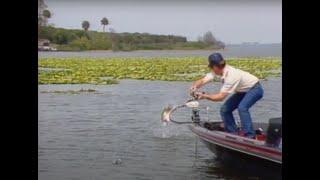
top-left (38, 57), bottom-right (281, 85)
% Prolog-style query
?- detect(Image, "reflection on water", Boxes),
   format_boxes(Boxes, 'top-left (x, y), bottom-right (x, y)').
top-left (39, 78), bottom-right (281, 180)
top-left (196, 158), bottom-right (281, 180)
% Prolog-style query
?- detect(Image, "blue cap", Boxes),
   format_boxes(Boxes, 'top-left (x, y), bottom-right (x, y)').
top-left (208, 53), bottom-right (225, 67)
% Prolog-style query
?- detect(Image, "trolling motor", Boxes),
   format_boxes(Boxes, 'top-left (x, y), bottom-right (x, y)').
top-left (191, 109), bottom-right (200, 124)
top-left (161, 91), bottom-right (205, 124)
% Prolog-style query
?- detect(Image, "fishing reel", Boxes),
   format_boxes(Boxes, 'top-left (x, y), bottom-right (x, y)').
top-left (189, 90), bottom-right (205, 101)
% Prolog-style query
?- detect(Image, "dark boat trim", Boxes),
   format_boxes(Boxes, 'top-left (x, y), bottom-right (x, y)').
top-left (189, 125), bottom-right (282, 164)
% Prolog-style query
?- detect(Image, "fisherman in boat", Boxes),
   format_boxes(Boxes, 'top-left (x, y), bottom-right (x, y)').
top-left (190, 53), bottom-right (263, 138)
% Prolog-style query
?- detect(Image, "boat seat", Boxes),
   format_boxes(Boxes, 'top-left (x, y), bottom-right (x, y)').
top-left (266, 117), bottom-right (282, 146)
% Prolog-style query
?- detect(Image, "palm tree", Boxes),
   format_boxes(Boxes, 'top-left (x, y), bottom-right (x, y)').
top-left (42, 9), bottom-right (51, 26)
top-left (100, 17), bottom-right (109, 32)
top-left (38, 0), bottom-right (47, 16)
top-left (38, 0), bottom-right (51, 27)
top-left (42, 9), bottom-right (51, 19)
top-left (82, 21), bottom-right (90, 31)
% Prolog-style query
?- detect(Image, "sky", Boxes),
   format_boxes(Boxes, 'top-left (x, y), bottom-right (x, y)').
top-left (45, 0), bottom-right (282, 44)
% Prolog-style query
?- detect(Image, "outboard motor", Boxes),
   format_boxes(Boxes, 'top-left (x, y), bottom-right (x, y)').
top-left (266, 117), bottom-right (282, 148)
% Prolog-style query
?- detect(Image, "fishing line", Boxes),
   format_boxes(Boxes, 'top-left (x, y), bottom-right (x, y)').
top-left (192, 134), bottom-right (199, 168)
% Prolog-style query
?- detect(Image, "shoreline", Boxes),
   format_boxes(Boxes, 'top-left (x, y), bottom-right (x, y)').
top-left (39, 50), bottom-right (281, 59)
top-left (39, 48), bottom-right (226, 53)
top-left (38, 44), bottom-right (281, 58)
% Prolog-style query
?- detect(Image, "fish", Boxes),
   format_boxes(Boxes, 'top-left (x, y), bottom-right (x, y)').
top-left (161, 105), bottom-right (175, 123)
top-left (161, 100), bottom-right (199, 124)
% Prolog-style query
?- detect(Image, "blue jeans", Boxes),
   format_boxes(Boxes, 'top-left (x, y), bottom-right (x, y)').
top-left (220, 83), bottom-right (264, 137)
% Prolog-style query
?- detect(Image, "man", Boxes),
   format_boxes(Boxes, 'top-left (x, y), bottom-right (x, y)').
top-left (190, 53), bottom-right (263, 138)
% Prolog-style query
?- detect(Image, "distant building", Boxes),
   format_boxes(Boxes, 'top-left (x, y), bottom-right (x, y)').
top-left (38, 39), bottom-right (57, 51)
top-left (241, 42), bottom-right (259, 45)
top-left (38, 39), bottom-right (50, 46)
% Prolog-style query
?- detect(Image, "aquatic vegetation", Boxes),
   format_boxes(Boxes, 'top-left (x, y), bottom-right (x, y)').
top-left (38, 57), bottom-right (281, 84)
top-left (40, 88), bottom-right (97, 94)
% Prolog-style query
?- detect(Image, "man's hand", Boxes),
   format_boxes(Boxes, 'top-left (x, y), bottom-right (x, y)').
top-left (194, 91), bottom-right (207, 100)
top-left (190, 74), bottom-right (214, 97)
top-left (189, 85), bottom-right (198, 96)
top-left (190, 75), bottom-right (211, 95)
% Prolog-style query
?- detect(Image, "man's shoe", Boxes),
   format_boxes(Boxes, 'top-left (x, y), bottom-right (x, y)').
top-left (238, 131), bottom-right (256, 139)
top-left (245, 134), bottom-right (256, 139)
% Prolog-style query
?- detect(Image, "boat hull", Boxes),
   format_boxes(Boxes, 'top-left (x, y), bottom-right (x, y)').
top-left (189, 122), bottom-right (282, 166)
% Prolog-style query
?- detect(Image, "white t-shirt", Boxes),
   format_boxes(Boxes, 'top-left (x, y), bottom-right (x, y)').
top-left (204, 65), bottom-right (259, 93)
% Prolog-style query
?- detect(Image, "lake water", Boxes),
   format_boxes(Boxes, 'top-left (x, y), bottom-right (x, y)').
top-left (39, 78), bottom-right (282, 180)
top-left (38, 44), bottom-right (282, 58)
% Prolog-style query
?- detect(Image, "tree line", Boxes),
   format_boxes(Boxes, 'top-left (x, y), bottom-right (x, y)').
top-left (38, 0), bottom-right (225, 51)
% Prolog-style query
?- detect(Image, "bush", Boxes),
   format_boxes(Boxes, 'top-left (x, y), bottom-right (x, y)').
top-left (52, 29), bottom-right (77, 44)
top-left (38, 26), bottom-right (56, 41)
top-left (69, 37), bottom-right (91, 50)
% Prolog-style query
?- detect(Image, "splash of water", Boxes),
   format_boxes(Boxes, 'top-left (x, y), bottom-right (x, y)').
top-left (112, 158), bottom-right (122, 165)
top-left (152, 122), bottom-right (180, 138)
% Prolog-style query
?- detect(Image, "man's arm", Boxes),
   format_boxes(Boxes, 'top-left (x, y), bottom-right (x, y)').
top-left (196, 92), bottom-right (229, 102)
top-left (190, 74), bottom-right (213, 90)
top-left (199, 76), bottom-right (240, 101)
